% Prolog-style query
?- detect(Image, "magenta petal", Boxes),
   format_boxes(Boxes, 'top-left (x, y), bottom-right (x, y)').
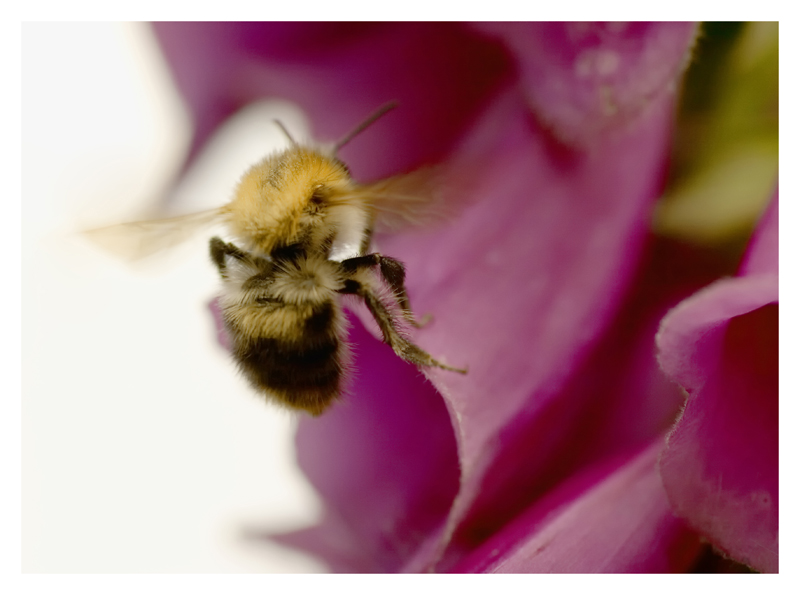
top-left (151, 22), bottom-right (508, 181)
top-left (452, 439), bottom-right (701, 572)
top-left (656, 193), bottom-right (779, 572)
top-left (271, 510), bottom-right (382, 573)
top-left (207, 297), bottom-right (231, 351)
top-left (740, 190), bottom-right (778, 277)
top-left (474, 22), bottom-right (698, 146)
top-left (370, 85), bottom-right (678, 567)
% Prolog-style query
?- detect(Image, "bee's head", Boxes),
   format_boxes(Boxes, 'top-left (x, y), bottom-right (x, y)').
top-left (226, 146), bottom-right (357, 256)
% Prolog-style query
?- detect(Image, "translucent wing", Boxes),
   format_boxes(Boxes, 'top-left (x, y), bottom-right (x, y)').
top-left (360, 167), bottom-right (456, 233)
top-left (83, 207), bottom-right (225, 261)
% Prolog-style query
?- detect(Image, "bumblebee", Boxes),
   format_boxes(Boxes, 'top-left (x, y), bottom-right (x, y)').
top-left (88, 104), bottom-right (466, 414)
top-left (210, 236), bottom-right (464, 416)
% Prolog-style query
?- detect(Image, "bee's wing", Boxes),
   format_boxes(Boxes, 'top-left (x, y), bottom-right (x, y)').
top-left (83, 207), bottom-right (225, 261)
top-left (361, 167), bottom-right (454, 233)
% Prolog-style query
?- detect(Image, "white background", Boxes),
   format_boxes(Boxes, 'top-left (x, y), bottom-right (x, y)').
top-left (22, 22), bottom-right (325, 573)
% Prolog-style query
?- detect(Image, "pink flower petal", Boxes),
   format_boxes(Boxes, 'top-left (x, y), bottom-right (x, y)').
top-left (451, 439), bottom-right (702, 572)
top-left (372, 84), bottom-right (680, 569)
top-left (207, 298), bottom-right (231, 351)
top-left (151, 22), bottom-right (508, 181)
top-left (740, 190), bottom-right (778, 276)
top-left (656, 192), bottom-right (779, 572)
top-left (474, 22), bottom-right (698, 146)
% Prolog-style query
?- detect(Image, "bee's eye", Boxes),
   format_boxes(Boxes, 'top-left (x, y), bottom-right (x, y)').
top-left (310, 187), bottom-right (326, 206)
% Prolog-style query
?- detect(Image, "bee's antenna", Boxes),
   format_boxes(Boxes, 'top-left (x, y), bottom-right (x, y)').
top-left (273, 119), bottom-right (297, 145)
top-left (334, 101), bottom-right (398, 151)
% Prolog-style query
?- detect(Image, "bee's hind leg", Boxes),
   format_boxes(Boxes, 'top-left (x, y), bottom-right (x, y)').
top-left (338, 278), bottom-right (465, 374)
top-left (340, 253), bottom-right (430, 328)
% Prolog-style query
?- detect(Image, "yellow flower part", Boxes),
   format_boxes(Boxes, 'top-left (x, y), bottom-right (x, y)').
top-left (654, 22), bottom-right (778, 245)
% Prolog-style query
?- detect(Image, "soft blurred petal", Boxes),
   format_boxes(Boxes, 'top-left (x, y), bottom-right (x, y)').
top-left (452, 439), bottom-right (702, 572)
top-left (374, 80), bottom-right (681, 568)
top-left (208, 298), bottom-right (231, 351)
top-left (656, 191), bottom-right (778, 572)
top-left (740, 191), bottom-right (778, 276)
top-left (151, 22), bottom-right (508, 182)
top-left (475, 22), bottom-right (698, 146)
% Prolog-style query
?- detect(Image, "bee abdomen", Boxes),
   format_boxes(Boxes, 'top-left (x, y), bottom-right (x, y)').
top-left (236, 335), bottom-right (344, 416)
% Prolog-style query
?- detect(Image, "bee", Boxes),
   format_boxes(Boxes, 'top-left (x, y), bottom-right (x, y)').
top-left (88, 103), bottom-right (466, 415)
top-left (210, 235), bottom-right (465, 415)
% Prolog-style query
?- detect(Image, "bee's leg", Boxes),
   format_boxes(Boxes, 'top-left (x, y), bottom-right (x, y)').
top-left (340, 253), bottom-right (429, 328)
top-left (339, 279), bottom-right (466, 374)
top-left (209, 237), bottom-right (249, 278)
